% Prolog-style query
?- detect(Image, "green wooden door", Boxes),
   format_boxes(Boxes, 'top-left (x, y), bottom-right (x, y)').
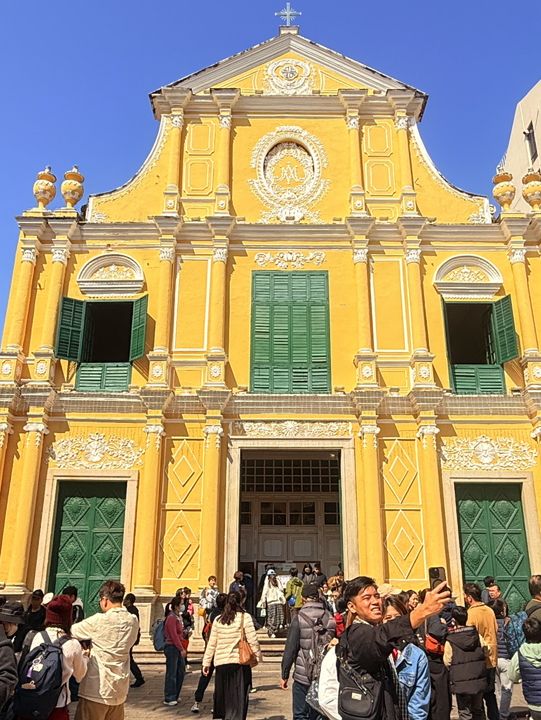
top-left (456, 483), bottom-right (531, 612)
top-left (48, 482), bottom-right (126, 613)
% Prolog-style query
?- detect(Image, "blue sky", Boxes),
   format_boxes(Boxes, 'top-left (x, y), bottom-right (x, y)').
top-left (1, 0), bottom-right (539, 325)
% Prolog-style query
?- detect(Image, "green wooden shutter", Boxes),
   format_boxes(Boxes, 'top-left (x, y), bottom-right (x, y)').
top-left (452, 365), bottom-right (505, 395)
top-left (491, 295), bottom-right (519, 364)
top-left (309, 304), bottom-right (331, 392)
top-left (129, 295), bottom-right (148, 362)
top-left (76, 363), bottom-right (131, 392)
top-left (55, 297), bottom-right (86, 361)
top-left (251, 275), bottom-right (273, 392)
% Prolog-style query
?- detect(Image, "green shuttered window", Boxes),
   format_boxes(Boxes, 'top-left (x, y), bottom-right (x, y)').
top-left (251, 272), bottom-right (331, 393)
top-left (55, 296), bottom-right (148, 392)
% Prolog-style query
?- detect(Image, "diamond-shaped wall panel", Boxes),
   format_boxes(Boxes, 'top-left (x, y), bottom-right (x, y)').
top-left (166, 439), bottom-right (203, 505)
top-left (382, 440), bottom-right (419, 505)
top-left (161, 509), bottom-right (201, 579)
top-left (385, 510), bottom-right (423, 579)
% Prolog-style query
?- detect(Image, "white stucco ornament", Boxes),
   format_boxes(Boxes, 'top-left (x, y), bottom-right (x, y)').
top-left (233, 421), bottom-right (351, 438)
top-left (48, 432), bottom-right (144, 469)
top-left (441, 435), bottom-right (536, 471)
top-left (250, 126), bottom-right (329, 224)
top-left (255, 251), bottom-right (325, 270)
top-left (264, 59), bottom-right (314, 95)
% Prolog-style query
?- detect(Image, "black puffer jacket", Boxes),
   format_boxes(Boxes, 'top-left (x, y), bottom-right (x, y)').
top-left (0, 626), bottom-right (17, 718)
top-left (447, 627), bottom-right (487, 695)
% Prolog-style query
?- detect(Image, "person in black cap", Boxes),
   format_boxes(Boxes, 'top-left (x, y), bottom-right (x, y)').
top-left (0, 603), bottom-right (18, 714)
top-left (24, 589), bottom-right (46, 632)
top-left (280, 583), bottom-right (335, 720)
top-left (0, 601), bottom-right (26, 656)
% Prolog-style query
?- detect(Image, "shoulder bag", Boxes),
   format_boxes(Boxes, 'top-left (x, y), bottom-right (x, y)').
top-left (238, 613), bottom-right (258, 668)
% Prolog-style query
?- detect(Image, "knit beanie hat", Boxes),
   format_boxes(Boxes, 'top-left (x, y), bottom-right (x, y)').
top-left (45, 594), bottom-right (73, 630)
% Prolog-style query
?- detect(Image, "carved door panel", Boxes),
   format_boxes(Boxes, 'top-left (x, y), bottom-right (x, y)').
top-left (456, 483), bottom-right (531, 612)
top-left (48, 482), bottom-right (126, 613)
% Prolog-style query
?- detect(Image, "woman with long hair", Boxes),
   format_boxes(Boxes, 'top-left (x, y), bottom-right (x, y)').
top-left (260, 573), bottom-right (285, 638)
top-left (202, 591), bottom-right (261, 720)
top-left (27, 594), bottom-right (88, 720)
top-left (301, 563), bottom-right (315, 585)
top-left (163, 596), bottom-right (186, 706)
top-left (382, 596), bottom-right (431, 720)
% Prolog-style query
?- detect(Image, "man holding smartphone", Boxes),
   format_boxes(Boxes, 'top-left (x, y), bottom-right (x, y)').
top-left (71, 581), bottom-right (139, 720)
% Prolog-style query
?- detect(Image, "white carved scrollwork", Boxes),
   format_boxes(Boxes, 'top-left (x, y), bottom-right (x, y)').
top-left (213, 247), bottom-right (228, 263)
top-left (144, 424), bottom-right (166, 450)
top-left (395, 116), bottom-right (411, 131)
top-left (0, 422), bottom-right (13, 449)
top-left (204, 425), bottom-right (224, 449)
top-left (441, 435), bottom-right (536, 471)
top-left (509, 249), bottom-right (527, 264)
top-left (52, 248), bottom-right (69, 265)
top-left (405, 249), bottom-right (421, 264)
top-left (77, 253), bottom-right (144, 296)
top-left (255, 251), bottom-right (325, 270)
top-left (48, 432), bottom-right (144, 469)
top-left (353, 249), bottom-right (369, 264)
top-left (21, 248), bottom-right (37, 264)
top-left (416, 425), bottom-right (440, 449)
top-left (264, 59), bottom-right (314, 95)
top-left (346, 115), bottom-right (360, 130)
top-left (160, 247), bottom-right (175, 262)
top-left (233, 421), bottom-right (352, 438)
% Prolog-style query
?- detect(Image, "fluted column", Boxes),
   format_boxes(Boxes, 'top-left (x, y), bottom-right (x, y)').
top-left (39, 248), bottom-right (69, 351)
top-left (200, 420), bottom-right (224, 581)
top-left (0, 420), bottom-right (13, 498)
top-left (509, 249), bottom-right (538, 355)
top-left (163, 112), bottom-right (185, 216)
top-left (353, 248), bottom-right (377, 387)
top-left (132, 422), bottom-right (166, 592)
top-left (417, 422), bottom-right (448, 571)
top-left (358, 421), bottom-right (385, 580)
top-left (6, 419), bottom-right (48, 591)
top-left (3, 247), bottom-right (37, 352)
top-left (395, 113), bottom-right (417, 215)
top-left (346, 111), bottom-right (367, 216)
top-left (405, 249), bottom-right (428, 353)
top-left (203, 236), bottom-right (229, 387)
top-left (211, 89), bottom-right (239, 216)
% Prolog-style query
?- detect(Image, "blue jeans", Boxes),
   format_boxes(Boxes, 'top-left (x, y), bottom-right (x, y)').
top-left (164, 644), bottom-right (186, 702)
top-left (292, 681), bottom-right (321, 720)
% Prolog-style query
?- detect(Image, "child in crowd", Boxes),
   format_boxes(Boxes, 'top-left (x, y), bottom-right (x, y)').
top-left (443, 606), bottom-right (488, 720)
top-left (509, 617), bottom-right (541, 720)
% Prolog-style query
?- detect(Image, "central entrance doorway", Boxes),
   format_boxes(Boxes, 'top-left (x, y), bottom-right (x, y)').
top-left (239, 450), bottom-right (342, 587)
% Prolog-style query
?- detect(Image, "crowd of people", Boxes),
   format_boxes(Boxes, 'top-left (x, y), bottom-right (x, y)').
top-left (3, 570), bottom-right (541, 720)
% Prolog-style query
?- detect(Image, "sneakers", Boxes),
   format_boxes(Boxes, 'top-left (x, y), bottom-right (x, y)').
top-left (191, 702), bottom-right (200, 713)
top-left (131, 679), bottom-right (145, 688)
top-left (163, 701), bottom-right (178, 706)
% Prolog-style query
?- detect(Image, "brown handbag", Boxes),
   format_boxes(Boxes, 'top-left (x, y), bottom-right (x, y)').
top-left (238, 613), bottom-right (258, 667)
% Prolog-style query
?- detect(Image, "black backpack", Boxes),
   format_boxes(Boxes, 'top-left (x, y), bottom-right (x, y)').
top-left (335, 630), bottom-right (384, 720)
top-left (14, 631), bottom-right (69, 720)
top-left (303, 609), bottom-right (331, 683)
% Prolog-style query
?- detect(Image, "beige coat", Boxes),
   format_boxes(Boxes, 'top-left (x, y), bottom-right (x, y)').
top-left (71, 607), bottom-right (139, 706)
top-left (202, 612), bottom-right (261, 667)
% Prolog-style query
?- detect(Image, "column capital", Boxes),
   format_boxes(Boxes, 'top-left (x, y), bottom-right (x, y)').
top-left (51, 247), bottom-right (70, 264)
top-left (213, 246), bottom-right (228, 263)
top-left (204, 424), bottom-right (224, 449)
top-left (144, 423), bottom-right (166, 450)
top-left (21, 247), bottom-right (37, 264)
top-left (416, 424), bottom-right (440, 449)
top-left (23, 421), bottom-right (49, 446)
top-left (159, 246), bottom-right (176, 262)
top-left (394, 114), bottom-right (412, 131)
top-left (509, 248), bottom-right (527, 264)
top-left (353, 248), bottom-right (369, 264)
top-left (405, 248), bottom-right (422, 264)
top-left (0, 421), bottom-right (13, 448)
top-left (358, 424), bottom-right (380, 448)
top-left (346, 113), bottom-right (360, 131)
top-left (169, 113), bottom-right (185, 129)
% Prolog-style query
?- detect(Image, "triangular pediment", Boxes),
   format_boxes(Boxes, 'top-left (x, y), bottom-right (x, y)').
top-left (150, 31), bottom-right (425, 110)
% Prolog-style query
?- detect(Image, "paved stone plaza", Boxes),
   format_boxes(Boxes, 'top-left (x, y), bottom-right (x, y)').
top-left (120, 661), bottom-right (529, 720)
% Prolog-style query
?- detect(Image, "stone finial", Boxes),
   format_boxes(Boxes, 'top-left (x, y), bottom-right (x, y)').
top-left (61, 166), bottom-right (85, 209)
top-left (32, 166), bottom-right (57, 211)
top-left (522, 168), bottom-right (541, 212)
top-left (492, 169), bottom-right (516, 213)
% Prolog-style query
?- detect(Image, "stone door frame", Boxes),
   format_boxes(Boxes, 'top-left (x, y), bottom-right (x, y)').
top-left (35, 469), bottom-right (138, 593)
top-left (224, 437), bottom-right (358, 585)
top-left (442, 471), bottom-right (541, 595)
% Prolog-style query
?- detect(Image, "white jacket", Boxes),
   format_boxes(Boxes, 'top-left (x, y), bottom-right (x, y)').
top-left (318, 646), bottom-right (340, 720)
top-left (261, 583), bottom-right (285, 605)
top-left (71, 607), bottom-right (138, 706)
top-left (30, 628), bottom-right (88, 707)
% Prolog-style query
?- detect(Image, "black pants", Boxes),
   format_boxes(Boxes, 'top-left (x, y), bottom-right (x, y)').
top-left (130, 648), bottom-right (144, 684)
top-left (483, 668), bottom-right (499, 720)
top-left (195, 664), bottom-right (214, 703)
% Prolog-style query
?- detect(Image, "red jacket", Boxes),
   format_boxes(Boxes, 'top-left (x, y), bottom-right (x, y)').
top-left (334, 611), bottom-right (346, 638)
top-left (164, 613), bottom-right (184, 651)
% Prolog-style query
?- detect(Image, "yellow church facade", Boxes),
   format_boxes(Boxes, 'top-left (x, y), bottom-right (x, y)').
top-left (1, 26), bottom-right (541, 626)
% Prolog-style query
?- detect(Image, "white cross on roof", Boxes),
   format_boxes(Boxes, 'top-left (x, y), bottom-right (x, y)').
top-left (275, 2), bottom-right (302, 27)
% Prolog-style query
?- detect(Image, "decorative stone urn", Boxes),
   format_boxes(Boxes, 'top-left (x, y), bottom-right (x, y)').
top-left (492, 169), bottom-right (516, 212)
top-left (32, 166), bottom-right (57, 211)
top-left (522, 168), bottom-right (541, 212)
top-left (61, 166), bottom-right (85, 209)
